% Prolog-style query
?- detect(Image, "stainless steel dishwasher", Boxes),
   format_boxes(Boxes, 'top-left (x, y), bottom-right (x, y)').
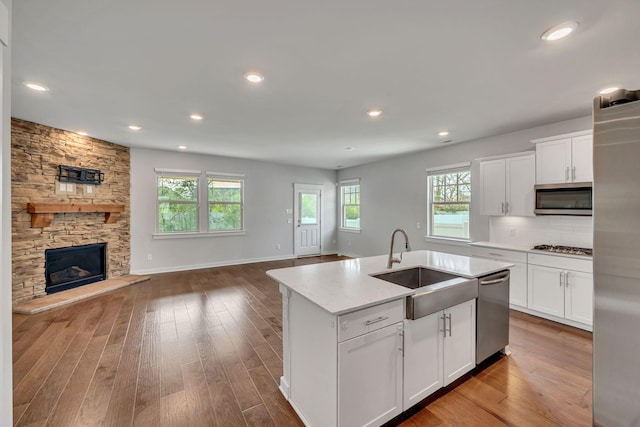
top-left (476, 270), bottom-right (510, 364)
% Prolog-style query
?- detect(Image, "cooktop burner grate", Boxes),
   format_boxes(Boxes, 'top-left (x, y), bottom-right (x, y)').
top-left (531, 245), bottom-right (592, 256)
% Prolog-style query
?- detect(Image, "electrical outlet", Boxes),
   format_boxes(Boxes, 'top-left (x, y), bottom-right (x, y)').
top-left (147, 254), bottom-right (152, 261)
top-left (416, 222), bottom-right (421, 229)
top-left (276, 243), bottom-right (281, 250)
top-left (509, 228), bottom-right (517, 237)
top-left (348, 241), bottom-right (351, 247)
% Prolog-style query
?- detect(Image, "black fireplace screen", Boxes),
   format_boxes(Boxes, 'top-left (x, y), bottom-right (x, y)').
top-left (45, 243), bottom-right (107, 294)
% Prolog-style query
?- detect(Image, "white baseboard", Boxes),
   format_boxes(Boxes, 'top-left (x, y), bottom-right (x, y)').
top-left (131, 254), bottom-right (297, 275)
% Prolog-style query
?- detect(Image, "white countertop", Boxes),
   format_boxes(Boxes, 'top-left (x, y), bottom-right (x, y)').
top-left (468, 241), bottom-right (530, 252)
top-left (267, 250), bottom-right (513, 315)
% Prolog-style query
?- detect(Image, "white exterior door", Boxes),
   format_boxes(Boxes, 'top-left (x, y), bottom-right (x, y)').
top-left (294, 184), bottom-right (322, 256)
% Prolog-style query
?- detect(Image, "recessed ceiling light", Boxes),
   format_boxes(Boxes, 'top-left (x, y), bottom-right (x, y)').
top-left (178, 145), bottom-right (188, 150)
top-left (599, 86), bottom-right (620, 95)
top-left (541, 21), bottom-right (578, 41)
top-left (442, 139), bottom-right (452, 144)
top-left (438, 131), bottom-right (449, 137)
top-left (24, 82), bottom-right (49, 91)
top-left (76, 131), bottom-right (88, 136)
top-left (367, 109), bottom-right (382, 117)
top-left (128, 125), bottom-right (142, 131)
top-left (244, 72), bottom-right (264, 83)
top-left (190, 114), bottom-right (203, 120)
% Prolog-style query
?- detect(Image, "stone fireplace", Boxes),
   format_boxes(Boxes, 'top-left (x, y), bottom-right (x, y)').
top-left (11, 118), bottom-right (131, 303)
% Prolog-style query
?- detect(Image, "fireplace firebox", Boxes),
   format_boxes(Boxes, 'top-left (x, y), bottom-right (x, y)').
top-left (45, 243), bottom-right (107, 294)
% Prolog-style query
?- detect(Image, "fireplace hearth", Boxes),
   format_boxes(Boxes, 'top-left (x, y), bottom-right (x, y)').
top-left (45, 243), bottom-right (107, 294)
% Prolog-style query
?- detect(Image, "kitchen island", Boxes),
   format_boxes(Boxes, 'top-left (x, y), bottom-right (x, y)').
top-left (267, 250), bottom-right (512, 427)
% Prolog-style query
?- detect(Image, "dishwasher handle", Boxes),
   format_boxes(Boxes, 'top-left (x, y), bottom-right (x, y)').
top-left (479, 271), bottom-right (509, 286)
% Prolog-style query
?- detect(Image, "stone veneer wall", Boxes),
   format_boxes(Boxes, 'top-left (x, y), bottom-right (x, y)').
top-left (11, 118), bottom-right (130, 303)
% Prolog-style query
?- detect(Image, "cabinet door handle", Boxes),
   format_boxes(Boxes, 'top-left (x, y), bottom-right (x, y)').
top-left (559, 271), bottom-right (564, 287)
top-left (572, 166), bottom-right (576, 182)
top-left (501, 202), bottom-right (505, 214)
top-left (565, 167), bottom-right (570, 182)
top-left (365, 316), bottom-right (389, 326)
top-left (488, 252), bottom-right (503, 257)
top-left (446, 313), bottom-right (452, 337)
top-left (397, 328), bottom-right (404, 352)
top-left (505, 201), bottom-right (509, 214)
top-left (440, 315), bottom-right (446, 338)
top-left (565, 271), bottom-right (570, 287)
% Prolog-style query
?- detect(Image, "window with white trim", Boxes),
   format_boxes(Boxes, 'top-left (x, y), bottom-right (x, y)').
top-left (427, 165), bottom-right (471, 240)
top-left (155, 169), bottom-right (245, 235)
top-left (157, 174), bottom-right (199, 233)
top-left (340, 180), bottom-right (360, 230)
top-left (207, 177), bottom-right (244, 231)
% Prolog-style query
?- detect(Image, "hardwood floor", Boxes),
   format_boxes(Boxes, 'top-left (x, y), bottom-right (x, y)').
top-left (13, 256), bottom-right (593, 426)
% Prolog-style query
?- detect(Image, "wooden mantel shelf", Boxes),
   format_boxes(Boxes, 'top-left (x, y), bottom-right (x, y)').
top-left (27, 203), bottom-right (125, 227)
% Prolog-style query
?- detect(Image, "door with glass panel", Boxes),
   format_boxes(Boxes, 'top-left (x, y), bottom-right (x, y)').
top-left (294, 184), bottom-right (322, 256)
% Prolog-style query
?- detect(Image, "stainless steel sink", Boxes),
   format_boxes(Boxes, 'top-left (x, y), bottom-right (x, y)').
top-left (372, 267), bottom-right (478, 319)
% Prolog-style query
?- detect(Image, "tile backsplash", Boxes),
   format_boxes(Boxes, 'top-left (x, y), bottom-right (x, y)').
top-left (490, 216), bottom-right (593, 249)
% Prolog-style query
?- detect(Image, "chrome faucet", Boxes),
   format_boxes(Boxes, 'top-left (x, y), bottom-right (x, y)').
top-left (387, 228), bottom-right (412, 269)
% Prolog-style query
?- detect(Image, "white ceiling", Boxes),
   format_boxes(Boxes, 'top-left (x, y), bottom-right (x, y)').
top-left (11, 0), bottom-right (640, 170)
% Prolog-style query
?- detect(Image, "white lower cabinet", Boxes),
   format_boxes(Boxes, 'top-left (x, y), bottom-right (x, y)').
top-left (403, 299), bottom-right (476, 409)
top-left (527, 264), bottom-right (565, 317)
top-left (527, 253), bottom-right (593, 327)
top-left (338, 323), bottom-right (404, 427)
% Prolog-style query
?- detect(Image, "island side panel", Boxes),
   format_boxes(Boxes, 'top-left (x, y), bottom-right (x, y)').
top-left (281, 285), bottom-right (338, 427)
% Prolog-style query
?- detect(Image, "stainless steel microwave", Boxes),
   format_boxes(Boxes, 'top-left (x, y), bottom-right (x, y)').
top-left (534, 182), bottom-right (593, 216)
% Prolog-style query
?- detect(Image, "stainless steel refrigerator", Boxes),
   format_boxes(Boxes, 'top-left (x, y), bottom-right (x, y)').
top-left (593, 89), bottom-right (640, 427)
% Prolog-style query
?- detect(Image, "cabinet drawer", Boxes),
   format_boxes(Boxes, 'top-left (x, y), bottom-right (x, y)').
top-left (338, 299), bottom-right (404, 342)
top-left (470, 246), bottom-right (527, 263)
top-left (528, 253), bottom-right (592, 273)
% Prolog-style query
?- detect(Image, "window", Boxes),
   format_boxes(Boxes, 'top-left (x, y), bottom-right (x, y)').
top-left (208, 177), bottom-right (243, 231)
top-left (155, 169), bottom-right (245, 236)
top-left (157, 175), bottom-right (199, 233)
top-left (340, 180), bottom-right (360, 230)
top-left (427, 165), bottom-right (470, 240)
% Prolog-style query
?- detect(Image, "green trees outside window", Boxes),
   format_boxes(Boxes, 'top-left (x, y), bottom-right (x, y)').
top-left (341, 184), bottom-right (360, 229)
top-left (429, 170), bottom-right (470, 239)
top-left (208, 179), bottom-right (243, 231)
top-left (157, 176), bottom-right (199, 232)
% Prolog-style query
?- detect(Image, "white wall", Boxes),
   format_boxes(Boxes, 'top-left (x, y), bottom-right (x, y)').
top-left (0, 0), bottom-right (11, 425)
top-left (130, 148), bottom-right (337, 274)
top-left (336, 115), bottom-right (592, 258)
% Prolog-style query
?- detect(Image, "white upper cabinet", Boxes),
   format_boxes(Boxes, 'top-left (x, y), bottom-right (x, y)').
top-left (479, 153), bottom-right (535, 216)
top-left (532, 131), bottom-right (593, 184)
top-left (570, 134), bottom-right (594, 183)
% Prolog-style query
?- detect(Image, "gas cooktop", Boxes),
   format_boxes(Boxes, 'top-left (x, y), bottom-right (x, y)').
top-left (531, 245), bottom-right (592, 256)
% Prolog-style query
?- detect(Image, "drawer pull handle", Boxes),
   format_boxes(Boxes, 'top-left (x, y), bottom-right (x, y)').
top-left (365, 316), bottom-right (389, 326)
top-left (488, 252), bottom-right (503, 257)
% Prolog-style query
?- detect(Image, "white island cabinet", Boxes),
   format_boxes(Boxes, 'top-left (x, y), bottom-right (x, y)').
top-left (282, 288), bottom-right (405, 427)
top-left (268, 250), bottom-right (513, 427)
top-left (403, 299), bottom-right (476, 409)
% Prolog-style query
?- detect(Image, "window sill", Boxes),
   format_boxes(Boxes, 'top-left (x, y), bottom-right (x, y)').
top-left (339, 228), bottom-right (361, 234)
top-left (153, 230), bottom-right (246, 240)
top-left (424, 236), bottom-right (471, 247)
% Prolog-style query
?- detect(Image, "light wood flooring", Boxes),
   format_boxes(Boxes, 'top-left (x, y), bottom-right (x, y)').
top-left (13, 255), bottom-right (592, 426)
